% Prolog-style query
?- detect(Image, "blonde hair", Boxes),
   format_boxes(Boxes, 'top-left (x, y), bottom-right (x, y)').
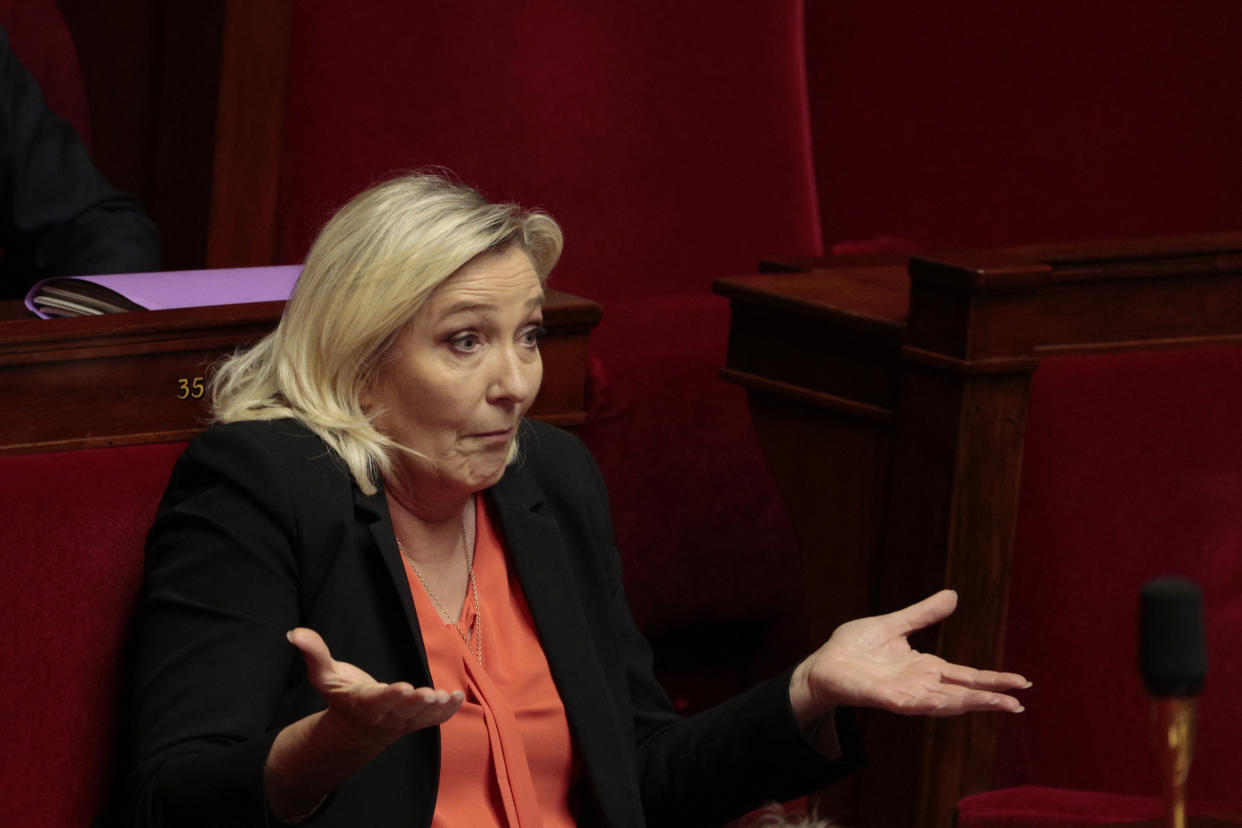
top-left (209, 172), bottom-right (563, 495)
top-left (742, 804), bottom-right (841, 828)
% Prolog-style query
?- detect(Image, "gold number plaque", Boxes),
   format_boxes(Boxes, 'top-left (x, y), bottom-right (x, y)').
top-left (177, 377), bottom-right (206, 400)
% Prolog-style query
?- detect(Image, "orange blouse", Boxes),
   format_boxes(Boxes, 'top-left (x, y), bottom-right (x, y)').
top-left (401, 495), bottom-right (578, 828)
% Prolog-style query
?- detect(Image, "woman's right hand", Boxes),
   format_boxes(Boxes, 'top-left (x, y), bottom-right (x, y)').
top-left (264, 628), bottom-right (463, 822)
top-left (287, 627), bottom-right (464, 747)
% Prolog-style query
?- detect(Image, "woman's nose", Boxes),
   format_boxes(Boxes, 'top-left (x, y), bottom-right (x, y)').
top-left (487, 345), bottom-right (539, 404)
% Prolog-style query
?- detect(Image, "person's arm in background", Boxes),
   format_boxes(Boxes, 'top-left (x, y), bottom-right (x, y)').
top-left (0, 26), bottom-right (159, 300)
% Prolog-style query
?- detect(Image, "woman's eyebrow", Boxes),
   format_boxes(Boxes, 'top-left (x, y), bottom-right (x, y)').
top-left (440, 294), bottom-right (545, 318)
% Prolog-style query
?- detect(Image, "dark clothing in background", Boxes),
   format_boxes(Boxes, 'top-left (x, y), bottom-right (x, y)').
top-left (0, 27), bottom-right (159, 300)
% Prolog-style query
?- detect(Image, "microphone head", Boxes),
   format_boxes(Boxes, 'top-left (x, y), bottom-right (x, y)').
top-left (1140, 577), bottom-right (1207, 697)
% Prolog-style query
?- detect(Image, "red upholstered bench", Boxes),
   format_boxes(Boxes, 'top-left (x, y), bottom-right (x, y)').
top-left (959, 786), bottom-right (1242, 827)
top-left (0, 442), bottom-right (186, 826)
top-left (959, 346), bottom-right (1242, 825)
top-left (0, 5), bottom-right (163, 819)
top-left (0, 410), bottom-right (806, 825)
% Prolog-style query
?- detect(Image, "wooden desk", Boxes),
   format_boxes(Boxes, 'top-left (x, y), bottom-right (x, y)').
top-left (0, 289), bottom-right (601, 455)
top-left (716, 233), bottom-right (1242, 828)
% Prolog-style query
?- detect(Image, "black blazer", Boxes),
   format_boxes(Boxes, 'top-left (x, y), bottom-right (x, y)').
top-left (125, 418), bottom-right (860, 827)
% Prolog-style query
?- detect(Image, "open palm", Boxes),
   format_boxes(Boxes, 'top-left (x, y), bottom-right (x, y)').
top-left (287, 627), bottom-right (464, 750)
top-left (790, 590), bottom-right (1029, 722)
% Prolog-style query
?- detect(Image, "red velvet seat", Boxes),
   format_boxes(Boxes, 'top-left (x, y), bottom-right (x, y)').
top-left (0, 442), bottom-right (186, 826)
top-left (959, 786), bottom-right (1242, 827)
top-left (959, 346), bottom-right (1242, 825)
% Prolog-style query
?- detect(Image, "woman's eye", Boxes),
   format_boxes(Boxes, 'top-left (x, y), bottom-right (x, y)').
top-left (449, 333), bottom-right (481, 353)
top-left (521, 325), bottom-right (547, 348)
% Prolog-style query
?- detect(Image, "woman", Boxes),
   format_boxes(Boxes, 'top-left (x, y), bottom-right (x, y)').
top-left (125, 173), bottom-right (1027, 827)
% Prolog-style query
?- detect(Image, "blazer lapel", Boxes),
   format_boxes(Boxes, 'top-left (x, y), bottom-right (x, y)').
top-left (355, 485), bottom-right (432, 679)
top-left (487, 459), bottom-right (643, 828)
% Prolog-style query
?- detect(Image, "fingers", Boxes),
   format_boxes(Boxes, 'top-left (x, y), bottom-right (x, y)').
top-left (939, 662), bottom-right (1032, 691)
top-left (884, 589), bottom-right (958, 636)
top-left (892, 685), bottom-right (1025, 717)
top-left (349, 680), bottom-right (420, 716)
top-left (404, 687), bottom-right (466, 729)
top-left (362, 684), bottom-right (461, 720)
top-left (927, 687), bottom-right (1025, 717)
top-left (354, 683), bottom-right (465, 734)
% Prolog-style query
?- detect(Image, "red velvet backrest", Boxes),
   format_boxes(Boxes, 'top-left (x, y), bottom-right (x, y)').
top-left (0, 442), bottom-right (185, 826)
top-left (805, 2), bottom-right (1242, 251)
top-left (0, 0), bottom-right (92, 146)
top-left (275, 0), bottom-right (822, 304)
top-left (993, 346), bottom-right (1242, 803)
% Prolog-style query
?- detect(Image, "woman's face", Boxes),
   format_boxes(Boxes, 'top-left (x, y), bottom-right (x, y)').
top-left (365, 246), bottom-right (545, 503)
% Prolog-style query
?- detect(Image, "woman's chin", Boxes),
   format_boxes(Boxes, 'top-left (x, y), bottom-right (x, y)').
top-left (459, 455), bottom-right (511, 492)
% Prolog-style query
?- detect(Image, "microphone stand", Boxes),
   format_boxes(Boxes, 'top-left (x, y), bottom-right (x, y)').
top-left (1153, 697), bottom-right (1196, 828)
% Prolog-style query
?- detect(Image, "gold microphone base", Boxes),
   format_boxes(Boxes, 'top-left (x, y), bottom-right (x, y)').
top-left (1153, 697), bottom-right (1197, 828)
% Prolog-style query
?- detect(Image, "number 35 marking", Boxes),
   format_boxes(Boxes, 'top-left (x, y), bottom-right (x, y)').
top-left (177, 377), bottom-right (205, 400)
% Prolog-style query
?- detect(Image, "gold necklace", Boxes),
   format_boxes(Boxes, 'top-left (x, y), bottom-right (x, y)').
top-left (397, 515), bottom-right (483, 665)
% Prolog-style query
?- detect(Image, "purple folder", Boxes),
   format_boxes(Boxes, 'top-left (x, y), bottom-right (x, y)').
top-left (24, 265), bottom-right (302, 319)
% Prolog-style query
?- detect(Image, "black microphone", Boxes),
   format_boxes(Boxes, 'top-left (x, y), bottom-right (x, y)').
top-left (1139, 578), bottom-right (1207, 828)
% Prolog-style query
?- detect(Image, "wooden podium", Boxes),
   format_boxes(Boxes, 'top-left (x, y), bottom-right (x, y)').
top-left (0, 289), bottom-right (601, 455)
top-left (715, 233), bottom-right (1242, 828)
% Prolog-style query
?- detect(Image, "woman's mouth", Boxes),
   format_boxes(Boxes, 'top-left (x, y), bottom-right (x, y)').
top-left (468, 427), bottom-right (514, 443)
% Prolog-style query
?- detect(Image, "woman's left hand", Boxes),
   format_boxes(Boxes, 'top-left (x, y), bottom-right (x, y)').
top-left (788, 589), bottom-right (1030, 725)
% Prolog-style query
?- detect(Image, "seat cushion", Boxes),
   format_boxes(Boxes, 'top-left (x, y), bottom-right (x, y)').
top-left (959, 785), bottom-right (1242, 827)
